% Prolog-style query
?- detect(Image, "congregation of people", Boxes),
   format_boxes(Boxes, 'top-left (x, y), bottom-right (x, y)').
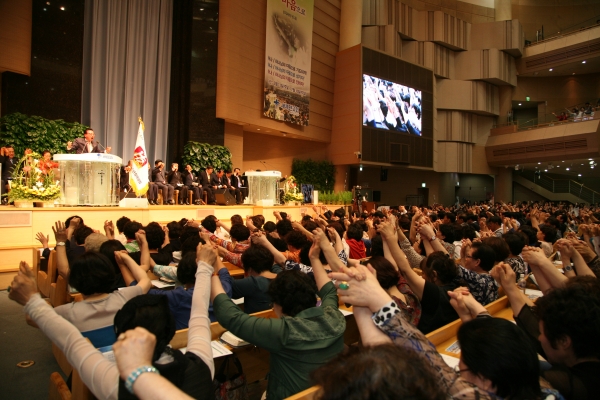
top-left (7, 199), bottom-right (600, 399)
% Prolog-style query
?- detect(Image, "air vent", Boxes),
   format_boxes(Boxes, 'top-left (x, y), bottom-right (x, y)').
top-left (565, 139), bottom-right (587, 149)
top-left (544, 142), bottom-right (565, 151)
top-left (390, 143), bottom-right (410, 163)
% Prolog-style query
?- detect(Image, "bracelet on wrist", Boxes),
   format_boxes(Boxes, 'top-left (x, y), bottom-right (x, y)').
top-left (125, 365), bottom-right (159, 394)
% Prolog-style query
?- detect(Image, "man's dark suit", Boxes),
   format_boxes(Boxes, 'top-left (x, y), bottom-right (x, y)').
top-left (70, 138), bottom-right (104, 154)
top-left (147, 168), bottom-right (158, 203)
top-left (0, 155), bottom-right (19, 197)
top-left (182, 171), bottom-right (203, 204)
top-left (223, 175), bottom-right (242, 204)
top-left (152, 167), bottom-right (174, 203)
top-left (166, 170), bottom-right (187, 204)
top-left (199, 170), bottom-right (215, 203)
top-left (231, 174), bottom-right (247, 203)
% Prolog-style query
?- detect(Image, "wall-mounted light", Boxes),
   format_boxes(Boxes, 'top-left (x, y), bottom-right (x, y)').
top-left (359, 165), bottom-right (363, 171)
top-left (421, 183), bottom-right (426, 188)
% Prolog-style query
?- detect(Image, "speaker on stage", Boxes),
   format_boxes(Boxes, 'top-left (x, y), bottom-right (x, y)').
top-left (214, 188), bottom-right (237, 205)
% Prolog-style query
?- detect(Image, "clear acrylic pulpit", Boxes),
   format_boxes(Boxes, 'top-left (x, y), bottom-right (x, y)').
top-left (245, 170), bottom-right (281, 206)
top-left (54, 153), bottom-right (122, 206)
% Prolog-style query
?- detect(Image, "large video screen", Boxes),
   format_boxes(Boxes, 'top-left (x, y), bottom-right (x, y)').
top-left (362, 74), bottom-right (422, 136)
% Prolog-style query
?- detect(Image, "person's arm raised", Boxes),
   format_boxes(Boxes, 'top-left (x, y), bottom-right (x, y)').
top-left (314, 228), bottom-right (345, 272)
top-left (307, 236), bottom-right (331, 291)
top-left (115, 251), bottom-right (152, 293)
top-left (135, 230), bottom-right (151, 271)
top-left (417, 222), bottom-right (449, 256)
top-left (251, 232), bottom-right (286, 265)
top-left (491, 263), bottom-right (533, 318)
top-left (378, 221), bottom-right (425, 300)
top-left (189, 243), bottom-right (216, 379)
top-left (52, 221), bottom-right (70, 279)
top-left (521, 246), bottom-right (567, 293)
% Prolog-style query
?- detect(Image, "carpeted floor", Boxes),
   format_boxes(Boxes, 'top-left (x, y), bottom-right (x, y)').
top-left (0, 290), bottom-right (63, 399)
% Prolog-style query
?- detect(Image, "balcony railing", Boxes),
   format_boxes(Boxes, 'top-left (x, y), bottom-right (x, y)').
top-left (519, 170), bottom-right (600, 204)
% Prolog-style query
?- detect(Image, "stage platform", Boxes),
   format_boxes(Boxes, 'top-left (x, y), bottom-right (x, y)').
top-left (0, 203), bottom-right (312, 287)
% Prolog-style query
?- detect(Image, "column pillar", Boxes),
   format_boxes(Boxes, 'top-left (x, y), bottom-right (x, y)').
top-left (498, 86), bottom-right (514, 125)
top-left (495, 168), bottom-right (513, 203)
top-left (494, 0), bottom-right (511, 22)
top-left (339, 0), bottom-right (362, 51)
top-left (223, 122), bottom-right (244, 170)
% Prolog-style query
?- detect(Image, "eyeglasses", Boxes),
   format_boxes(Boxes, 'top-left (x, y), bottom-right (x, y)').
top-left (453, 365), bottom-right (470, 376)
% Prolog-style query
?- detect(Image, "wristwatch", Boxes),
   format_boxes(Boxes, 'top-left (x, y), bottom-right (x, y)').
top-left (430, 235), bottom-right (437, 241)
top-left (564, 264), bottom-right (573, 272)
top-left (56, 242), bottom-right (66, 246)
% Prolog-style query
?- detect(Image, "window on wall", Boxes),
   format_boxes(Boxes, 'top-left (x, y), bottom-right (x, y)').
top-left (189, 0), bottom-right (223, 144)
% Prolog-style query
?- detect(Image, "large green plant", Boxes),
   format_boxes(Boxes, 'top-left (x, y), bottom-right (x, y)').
top-left (0, 112), bottom-right (88, 156)
top-left (182, 141), bottom-right (233, 172)
top-left (291, 158), bottom-right (335, 192)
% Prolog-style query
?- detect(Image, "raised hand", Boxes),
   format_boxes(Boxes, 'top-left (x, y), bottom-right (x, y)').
top-left (196, 243), bottom-right (217, 265)
top-left (8, 261), bottom-right (38, 306)
top-left (35, 232), bottom-right (49, 248)
top-left (52, 221), bottom-right (68, 243)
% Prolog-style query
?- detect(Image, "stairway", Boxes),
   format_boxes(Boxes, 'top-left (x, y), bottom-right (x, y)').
top-left (514, 170), bottom-right (600, 204)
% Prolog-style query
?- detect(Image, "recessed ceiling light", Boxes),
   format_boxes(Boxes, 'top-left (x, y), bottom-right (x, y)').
top-left (544, 169), bottom-right (548, 172)
top-left (60, 6), bottom-right (65, 10)
top-left (582, 60), bottom-right (586, 64)
top-left (549, 68), bottom-right (553, 71)
top-left (573, 73), bottom-right (576, 75)
top-left (538, 162), bottom-right (541, 164)
top-left (562, 161), bottom-right (565, 162)
top-left (578, 174), bottom-right (582, 176)
top-left (518, 103), bottom-right (522, 106)
top-left (200, 8), bottom-right (204, 10)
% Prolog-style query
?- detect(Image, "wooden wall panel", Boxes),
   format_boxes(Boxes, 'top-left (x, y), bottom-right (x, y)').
top-left (330, 45), bottom-right (362, 166)
top-left (455, 49), bottom-right (516, 86)
top-left (243, 132), bottom-right (329, 176)
top-left (216, 0), bottom-right (340, 142)
top-left (0, 0), bottom-right (32, 75)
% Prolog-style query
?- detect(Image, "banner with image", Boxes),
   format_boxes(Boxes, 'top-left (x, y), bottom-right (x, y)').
top-left (263, 0), bottom-right (314, 126)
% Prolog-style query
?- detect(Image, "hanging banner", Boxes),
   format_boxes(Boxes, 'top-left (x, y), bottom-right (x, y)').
top-left (263, 0), bottom-right (314, 126)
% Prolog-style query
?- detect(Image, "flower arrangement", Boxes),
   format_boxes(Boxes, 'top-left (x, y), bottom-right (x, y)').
top-left (282, 175), bottom-right (304, 203)
top-left (7, 151), bottom-right (61, 202)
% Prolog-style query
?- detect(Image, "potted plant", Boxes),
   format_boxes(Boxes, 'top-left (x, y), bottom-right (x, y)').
top-left (182, 142), bottom-right (233, 173)
top-left (282, 176), bottom-right (303, 205)
top-left (6, 151), bottom-right (61, 207)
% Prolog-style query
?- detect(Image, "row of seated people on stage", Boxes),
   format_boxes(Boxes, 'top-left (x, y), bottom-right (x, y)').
top-left (121, 161), bottom-right (246, 205)
top-left (9, 200), bottom-right (600, 399)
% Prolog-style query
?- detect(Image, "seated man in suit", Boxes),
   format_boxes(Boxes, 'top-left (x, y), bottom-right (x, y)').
top-left (152, 160), bottom-right (174, 204)
top-left (224, 170), bottom-right (243, 204)
top-left (0, 146), bottom-right (19, 204)
top-left (166, 163), bottom-right (187, 205)
top-left (199, 166), bottom-right (216, 204)
top-left (66, 128), bottom-right (112, 154)
top-left (182, 165), bottom-right (204, 205)
top-left (146, 166), bottom-right (159, 205)
top-left (231, 167), bottom-right (247, 203)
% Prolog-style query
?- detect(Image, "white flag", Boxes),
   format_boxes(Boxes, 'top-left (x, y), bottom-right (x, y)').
top-left (129, 117), bottom-right (149, 196)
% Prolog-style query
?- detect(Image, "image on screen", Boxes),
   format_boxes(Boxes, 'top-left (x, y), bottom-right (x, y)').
top-left (362, 74), bottom-right (422, 136)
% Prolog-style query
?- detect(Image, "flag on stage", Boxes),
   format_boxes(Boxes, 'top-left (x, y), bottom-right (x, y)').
top-left (129, 117), bottom-right (149, 196)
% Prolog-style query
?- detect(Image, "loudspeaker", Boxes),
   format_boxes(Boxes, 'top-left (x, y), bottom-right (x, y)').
top-left (215, 188), bottom-right (236, 205)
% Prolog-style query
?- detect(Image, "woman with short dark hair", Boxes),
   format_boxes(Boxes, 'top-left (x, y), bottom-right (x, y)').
top-left (211, 229), bottom-right (346, 399)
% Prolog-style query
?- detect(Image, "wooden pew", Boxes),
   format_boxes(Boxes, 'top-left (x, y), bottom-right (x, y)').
top-left (49, 372), bottom-right (72, 400)
top-left (427, 296), bottom-right (512, 357)
top-left (223, 261), bottom-right (245, 279)
top-left (37, 250), bottom-right (57, 298)
top-left (49, 275), bottom-right (70, 307)
top-left (285, 386), bottom-right (320, 400)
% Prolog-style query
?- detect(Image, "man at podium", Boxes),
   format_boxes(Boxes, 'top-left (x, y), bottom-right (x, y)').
top-left (66, 128), bottom-right (112, 154)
